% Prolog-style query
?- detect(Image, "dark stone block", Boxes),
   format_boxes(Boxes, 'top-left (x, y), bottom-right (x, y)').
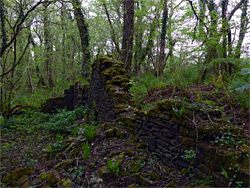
top-left (164, 153), bottom-right (173, 160)
top-left (153, 132), bottom-right (162, 138)
top-left (147, 137), bottom-right (157, 152)
top-left (162, 132), bottom-right (175, 139)
top-left (173, 158), bottom-right (190, 170)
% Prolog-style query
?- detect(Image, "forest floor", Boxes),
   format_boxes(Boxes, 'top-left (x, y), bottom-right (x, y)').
top-left (0, 84), bottom-right (249, 187)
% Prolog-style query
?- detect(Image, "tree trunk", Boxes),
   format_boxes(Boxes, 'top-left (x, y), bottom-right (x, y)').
top-left (158, 0), bottom-right (168, 77)
top-left (72, 0), bottom-right (90, 78)
top-left (43, 2), bottom-right (53, 88)
top-left (122, 0), bottom-right (135, 73)
top-left (0, 0), bottom-right (7, 50)
top-left (235, 0), bottom-right (248, 59)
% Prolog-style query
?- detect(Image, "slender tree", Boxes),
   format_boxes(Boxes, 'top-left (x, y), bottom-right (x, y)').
top-left (72, 0), bottom-right (90, 77)
top-left (122, 0), bottom-right (134, 73)
top-left (158, 0), bottom-right (168, 77)
top-left (235, 0), bottom-right (249, 59)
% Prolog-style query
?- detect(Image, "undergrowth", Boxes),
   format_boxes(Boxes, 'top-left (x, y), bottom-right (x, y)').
top-left (1, 105), bottom-right (88, 134)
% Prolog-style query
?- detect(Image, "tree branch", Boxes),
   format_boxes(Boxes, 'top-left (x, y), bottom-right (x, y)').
top-left (102, 1), bottom-right (121, 56)
top-left (186, 0), bottom-right (209, 36)
top-left (228, 0), bottom-right (246, 21)
top-left (0, 0), bottom-right (52, 57)
top-left (0, 35), bottom-right (31, 78)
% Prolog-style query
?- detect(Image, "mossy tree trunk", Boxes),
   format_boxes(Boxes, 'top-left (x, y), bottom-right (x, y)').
top-left (72, 0), bottom-right (90, 78)
top-left (122, 0), bottom-right (135, 73)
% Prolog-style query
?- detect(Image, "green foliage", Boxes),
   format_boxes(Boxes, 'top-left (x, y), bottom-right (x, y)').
top-left (182, 149), bottom-right (196, 160)
top-left (84, 124), bottom-right (97, 140)
top-left (129, 72), bottom-right (167, 106)
top-left (82, 142), bottom-right (91, 160)
top-left (37, 106), bottom-right (88, 133)
top-left (221, 167), bottom-right (229, 180)
top-left (192, 176), bottom-right (213, 186)
top-left (164, 63), bottom-right (201, 87)
top-left (106, 159), bottom-right (119, 175)
top-left (211, 132), bottom-right (244, 146)
top-left (172, 104), bottom-right (185, 117)
top-left (230, 67), bottom-right (250, 109)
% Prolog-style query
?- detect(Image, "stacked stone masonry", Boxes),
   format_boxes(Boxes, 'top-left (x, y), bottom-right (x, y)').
top-left (42, 56), bottom-right (250, 187)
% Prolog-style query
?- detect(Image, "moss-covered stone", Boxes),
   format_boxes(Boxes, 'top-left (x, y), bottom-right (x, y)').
top-left (137, 142), bottom-right (147, 149)
top-left (136, 175), bottom-right (154, 186)
top-left (17, 175), bottom-right (30, 187)
top-left (55, 160), bottom-right (70, 171)
top-left (58, 178), bottom-right (72, 188)
top-left (46, 171), bottom-right (60, 185)
top-left (105, 128), bottom-right (115, 137)
top-left (101, 123), bottom-right (111, 131)
top-left (179, 136), bottom-right (196, 147)
top-left (105, 127), bottom-right (125, 138)
top-left (99, 166), bottom-right (110, 178)
top-left (125, 149), bottom-right (135, 156)
top-left (2, 166), bottom-right (34, 186)
top-left (119, 152), bottom-right (125, 160)
top-left (129, 184), bottom-right (139, 187)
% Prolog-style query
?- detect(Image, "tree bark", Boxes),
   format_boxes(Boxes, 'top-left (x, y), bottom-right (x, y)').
top-left (0, 0), bottom-right (7, 50)
top-left (235, 0), bottom-right (248, 59)
top-left (43, 2), bottom-right (53, 87)
top-left (72, 0), bottom-right (90, 78)
top-left (158, 0), bottom-right (168, 77)
top-left (122, 0), bottom-right (134, 73)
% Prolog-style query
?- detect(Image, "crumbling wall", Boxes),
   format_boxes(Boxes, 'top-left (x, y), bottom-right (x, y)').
top-left (88, 55), bottom-right (133, 123)
top-left (41, 55), bottom-right (249, 187)
top-left (123, 100), bottom-right (250, 187)
top-left (41, 82), bottom-right (89, 113)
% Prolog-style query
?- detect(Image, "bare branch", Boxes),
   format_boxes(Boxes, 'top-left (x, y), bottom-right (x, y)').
top-left (0, 35), bottom-right (31, 78)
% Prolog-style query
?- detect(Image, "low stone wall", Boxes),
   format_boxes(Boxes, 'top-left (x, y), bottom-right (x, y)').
top-left (123, 100), bottom-right (249, 187)
top-left (41, 82), bottom-right (89, 113)
top-left (41, 55), bottom-right (250, 187)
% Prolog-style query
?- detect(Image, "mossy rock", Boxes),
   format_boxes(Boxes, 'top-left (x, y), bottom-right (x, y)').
top-left (125, 149), bottom-right (135, 156)
top-left (137, 142), bottom-right (147, 149)
top-left (128, 161), bottom-right (141, 173)
top-left (135, 175), bottom-right (154, 186)
top-left (107, 75), bottom-right (130, 86)
top-left (55, 160), bottom-right (71, 171)
top-left (99, 166), bottom-right (110, 178)
top-left (105, 128), bottom-right (115, 137)
top-left (166, 181), bottom-right (177, 187)
top-left (148, 171), bottom-right (161, 181)
top-left (45, 171), bottom-right (60, 186)
top-left (58, 178), bottom-right (72, 188)
top-left (16, 175), bottom-right (30, 187)
top-left (105, 127), bottom-right (125, 138)
top-left (2, 166), bottom-right (34, 186)
top-left (101, 122), bottom-right (111, 131)
top-left (119, 152), bottom-right (125, 160)
top-left (121, 82), bottom-right (132, 90)
top-left (129, 184), bottom-right (139, 187)
top-left (179, 136), bottom-right (196, 147)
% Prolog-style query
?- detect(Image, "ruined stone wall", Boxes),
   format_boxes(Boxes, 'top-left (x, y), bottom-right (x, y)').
top-left (88, 56), bottom-right (133, 123)
top-left (124, 100), bottom-right (249, 187)
top-left (41, 55), bottom-right (249, 187)
top-left (41, 82), bottom-right (89, 113)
